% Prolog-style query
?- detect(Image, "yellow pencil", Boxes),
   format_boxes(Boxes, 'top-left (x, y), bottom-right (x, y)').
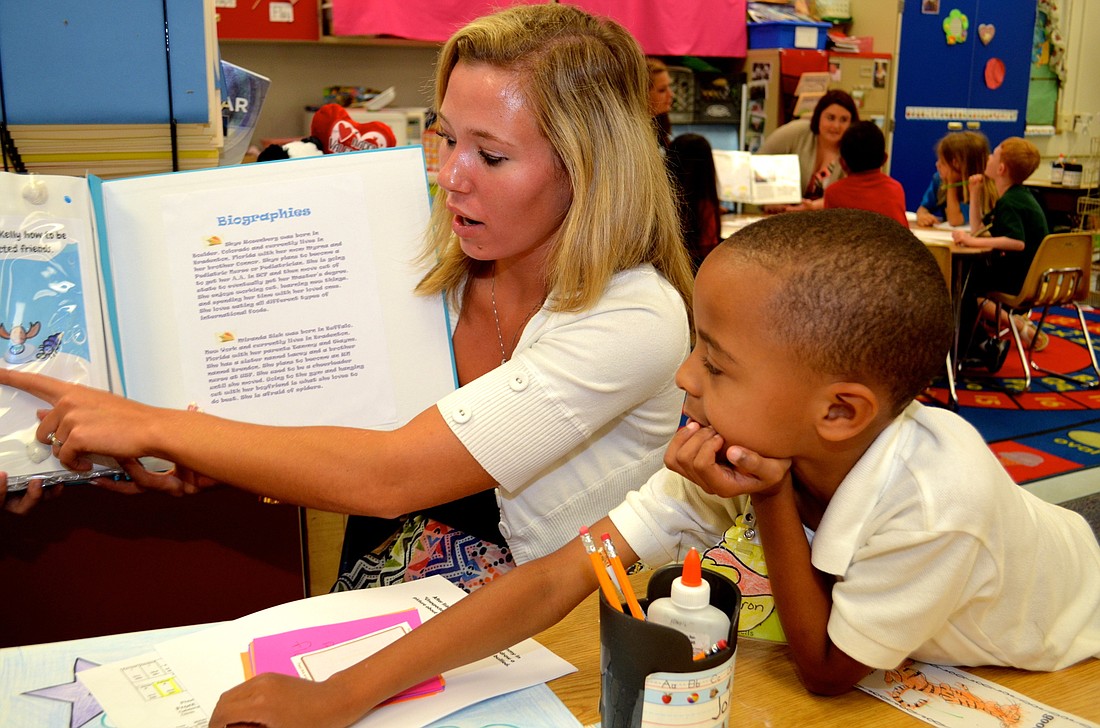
top-left (601, 532), bottom-right (645, 620)
top-left (579, 526), bottom-right (622, 612)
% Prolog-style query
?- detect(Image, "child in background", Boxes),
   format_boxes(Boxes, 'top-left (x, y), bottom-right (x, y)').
top-left (823, 121), bottom-right (908, 227)
top-left (953, 136), bottom-right (1050, 363)
top-left (209, 210), bottom-right (1100, 727)
top-left (915, 131), bottom-right (995, 228)
top-left (667, 133), bottom-right (724, 269)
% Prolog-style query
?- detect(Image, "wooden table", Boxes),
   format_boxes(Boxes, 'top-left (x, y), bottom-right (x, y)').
top-left (538, 571), bottom-right (1100, 727)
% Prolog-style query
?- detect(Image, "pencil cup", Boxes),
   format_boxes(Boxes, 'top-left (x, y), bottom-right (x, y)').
top-left (599, 563), bottom-right (741, 728)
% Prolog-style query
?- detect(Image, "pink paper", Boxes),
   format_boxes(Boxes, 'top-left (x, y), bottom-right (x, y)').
top-left (330, 0), bottom-right (746, 56)
top-left (249, 609), bottom-right (444, 703)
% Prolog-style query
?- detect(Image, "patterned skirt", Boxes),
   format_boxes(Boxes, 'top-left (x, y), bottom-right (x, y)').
top-left (331, 514), bottom-right (515, 594)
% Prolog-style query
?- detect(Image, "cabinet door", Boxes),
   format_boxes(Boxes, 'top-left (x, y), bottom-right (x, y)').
top-left (1, 487), bottom-right (305, 647)
top-left (891, 0), bottom-right (1037, 211)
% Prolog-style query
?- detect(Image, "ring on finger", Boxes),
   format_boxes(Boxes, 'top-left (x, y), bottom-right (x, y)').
top-left (47, 432), bottom-right (64, 448)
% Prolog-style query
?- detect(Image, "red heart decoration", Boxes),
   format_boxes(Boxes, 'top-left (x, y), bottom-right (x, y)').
top-left (310, 103), bottom-right (397, 154)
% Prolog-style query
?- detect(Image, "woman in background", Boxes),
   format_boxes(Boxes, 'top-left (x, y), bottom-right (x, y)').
top-left (759, 89), bottom-right (859, 212)
top-left (647, 57), bottom-right (674, 150)
top-left (0, 4), bottom-right (694, 595)
top-left (667, 132), bottom-right (723, 268)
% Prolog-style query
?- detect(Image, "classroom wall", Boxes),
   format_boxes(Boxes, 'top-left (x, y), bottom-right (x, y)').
top-left (1028, 0), bottom-right (1100, 174)
top-left (224, 1), bottom-right (1098, 170)
top-left (220, 41), bottom-right (440, 144)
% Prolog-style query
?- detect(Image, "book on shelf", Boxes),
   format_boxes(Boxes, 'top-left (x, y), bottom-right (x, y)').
top-left (219, 60), bottom-right (271, 166)
top-left (1, 147), bottom-right (456, 490)
top-left (712, 150), bottom-right (803, 205)
top-left (1, 0), bottom-right (224, 178)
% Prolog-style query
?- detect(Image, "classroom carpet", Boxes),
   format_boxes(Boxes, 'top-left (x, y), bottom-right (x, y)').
top-left (919, 305), bottom-right (1100, 541)
top-left (921, 305), bottom-right (1100, 487)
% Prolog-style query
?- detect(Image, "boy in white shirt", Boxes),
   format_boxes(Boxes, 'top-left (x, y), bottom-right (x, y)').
top-left (210, 210), bottom-right (1100, 727)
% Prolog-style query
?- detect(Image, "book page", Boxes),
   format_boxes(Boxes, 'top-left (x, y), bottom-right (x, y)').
top-left (0, 172), bottom-right (115, 486)
top-left (712, 149), bottom-right (754, 203)
top-left (159, 173), bottom-right (397, 428)
top-left (748, 154), bottom-right (803, 205)
top-left (94, 147), bottom-right (454, 431)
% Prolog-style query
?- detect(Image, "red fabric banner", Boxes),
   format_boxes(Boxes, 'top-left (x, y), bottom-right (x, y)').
top-left (575, 0), bottom-right (746, 56)
top-left (331, 0), bottom-right (747, 57)
top-left (331, 0), bottom-right (543, 42)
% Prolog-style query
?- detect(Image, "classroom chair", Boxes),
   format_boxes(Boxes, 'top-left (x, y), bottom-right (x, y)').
top-left (986, 232), bottom-right (1100, 392)
top-left (926, 244), bottom-right (958, 406)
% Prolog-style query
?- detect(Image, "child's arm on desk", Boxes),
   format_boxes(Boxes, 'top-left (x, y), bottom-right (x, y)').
top-left (209, 520), bottom-right (621, 728)
top-left (665, 422), bottom-right (873, 696)
top-left (951, 229), bottom-right (1025, 251)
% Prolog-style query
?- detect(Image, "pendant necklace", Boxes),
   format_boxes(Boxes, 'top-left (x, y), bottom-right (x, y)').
top-left (490, 263), bottom-right (544, 364)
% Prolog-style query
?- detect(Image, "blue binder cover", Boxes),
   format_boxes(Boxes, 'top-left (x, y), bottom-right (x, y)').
top-left (0, 0), bottom-right (211, 125)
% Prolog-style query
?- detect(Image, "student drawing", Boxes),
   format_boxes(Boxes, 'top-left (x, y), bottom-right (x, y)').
top-left (883, 661), bottom-right (1023, 726)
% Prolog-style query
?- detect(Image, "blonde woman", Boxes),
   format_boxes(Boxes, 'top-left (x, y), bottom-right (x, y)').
top-left (1, 4), bottom-right (693, 594)
top-left (647, 56), bottom-right (674, 148)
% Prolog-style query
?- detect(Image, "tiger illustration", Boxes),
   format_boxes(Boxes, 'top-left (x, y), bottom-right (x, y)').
top-left (883, 661), bottom-right (1022, 727)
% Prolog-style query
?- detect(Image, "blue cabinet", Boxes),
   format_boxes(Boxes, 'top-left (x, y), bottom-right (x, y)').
top-left (891, 0), bottom-right (1038, 211)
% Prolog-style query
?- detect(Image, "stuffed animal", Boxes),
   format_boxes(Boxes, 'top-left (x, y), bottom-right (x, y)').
top-left (256, 136), bottom-right (325, 162)
top-left (310, 103), bottom-right (397, 154)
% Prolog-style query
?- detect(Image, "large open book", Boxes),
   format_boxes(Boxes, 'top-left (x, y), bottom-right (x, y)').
top-left (1, 148), bottom-right (456, 489)
top-left (712, 150), bottom-right (803, 205)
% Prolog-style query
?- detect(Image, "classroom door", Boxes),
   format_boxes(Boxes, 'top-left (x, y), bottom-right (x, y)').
top-left (891, 0), bottom-right (1037, 211)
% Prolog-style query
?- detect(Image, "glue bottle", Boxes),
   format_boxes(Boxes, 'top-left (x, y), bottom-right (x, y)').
top-left (646, 547), bottom-right (731, 653)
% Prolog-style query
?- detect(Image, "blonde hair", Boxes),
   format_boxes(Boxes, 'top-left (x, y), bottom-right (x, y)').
top-left (415, 4), bottom-right (693, 316)
top-left (937, 131), bottom-right (996, 215)
top-left (646, 57), bottom-right (669, 89)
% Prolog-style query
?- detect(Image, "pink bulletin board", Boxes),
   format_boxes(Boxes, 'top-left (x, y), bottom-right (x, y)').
top-left (577, 0), bottom-right (747, 56)
top-left (331, 0), bottom-right (542, 40)
top-left (331, 0), bottom-right (747, 56)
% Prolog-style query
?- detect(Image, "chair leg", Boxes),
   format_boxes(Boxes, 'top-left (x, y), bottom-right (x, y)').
top-left (1028, 303), bottom-right (1100, 389)
top-left (944, 352), bottom-right (958, 409)
top-left (1004, 312), bottom-right (1032, 392)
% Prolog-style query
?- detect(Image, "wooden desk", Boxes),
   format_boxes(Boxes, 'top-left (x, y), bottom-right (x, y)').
top-left (538, 571), bottom-right (1100, 726)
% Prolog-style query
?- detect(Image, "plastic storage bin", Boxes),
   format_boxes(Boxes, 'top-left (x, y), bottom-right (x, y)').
top-left (748, 20), bottom-right (831, 50)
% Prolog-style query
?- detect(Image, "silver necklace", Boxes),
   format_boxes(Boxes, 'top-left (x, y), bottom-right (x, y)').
top-left (490, 264), bottom-right (543, 364)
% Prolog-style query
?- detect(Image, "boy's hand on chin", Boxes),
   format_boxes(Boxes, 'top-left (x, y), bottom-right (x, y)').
top-left (665, 421), bottom-right (791, 499)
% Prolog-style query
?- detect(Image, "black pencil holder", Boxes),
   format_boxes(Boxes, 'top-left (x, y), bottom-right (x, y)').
top-left (599, 563), bottom-right (741, 728)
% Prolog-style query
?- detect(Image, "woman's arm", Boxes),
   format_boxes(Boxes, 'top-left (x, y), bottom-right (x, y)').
top-left (0, 367), bottom-right (491, 515)
top-left (0, 271), bottom-right (688, 516)
top-left (208, 518), bottom-right (614, 728)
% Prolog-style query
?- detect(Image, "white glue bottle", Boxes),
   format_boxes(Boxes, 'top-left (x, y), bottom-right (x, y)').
top-left (646, 547), bottom-right (731, 653)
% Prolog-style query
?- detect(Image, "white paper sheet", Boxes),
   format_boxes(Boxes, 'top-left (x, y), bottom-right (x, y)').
top-left (858, 660), bottom-right (1099, 728)
top-left (81, 576), bottom-right (576, 728)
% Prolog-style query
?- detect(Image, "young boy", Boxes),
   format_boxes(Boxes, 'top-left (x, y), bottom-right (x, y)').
top-left (209, 210), bottom-right (1100, 727)
top-left (952, 136), bottom-right (1050, 362)
top-left (823, 121), bottom-right (909, 227)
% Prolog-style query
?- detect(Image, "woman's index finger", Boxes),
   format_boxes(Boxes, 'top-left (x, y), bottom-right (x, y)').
top-left (0, 367), bottom-right (66, 405)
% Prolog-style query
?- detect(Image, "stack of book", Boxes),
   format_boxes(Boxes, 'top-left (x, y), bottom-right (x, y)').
top-left (8, 121), bottom-right (222, 179)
